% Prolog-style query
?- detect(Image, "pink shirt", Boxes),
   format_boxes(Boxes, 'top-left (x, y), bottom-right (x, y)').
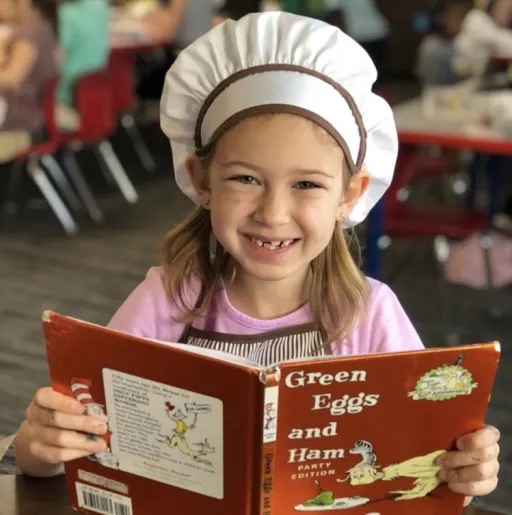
top-left (108, 267), bottom-right (424, 356)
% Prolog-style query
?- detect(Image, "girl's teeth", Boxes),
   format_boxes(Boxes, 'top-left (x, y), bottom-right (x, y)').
top-left (250, 238), bottom-right (295, 250)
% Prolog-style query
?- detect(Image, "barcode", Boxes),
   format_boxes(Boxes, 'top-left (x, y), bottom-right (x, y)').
top-left (76, 482), bottom-right (133, 515)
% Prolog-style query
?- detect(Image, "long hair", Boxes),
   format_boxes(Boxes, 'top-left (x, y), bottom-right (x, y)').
top-left (161, 128), bottom-right (370, 346)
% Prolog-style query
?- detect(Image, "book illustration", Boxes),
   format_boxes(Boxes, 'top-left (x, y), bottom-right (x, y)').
top-left (70, 377), bottom-right (120, 469)
top-left (337, 440), bottom-right (443, 500)
top-left (408, 359), bottom-right (478, 401)
top-left (295, 440), bottom-right (444, 511)
top-left (102, 369), bottom-right (224, 499)
top-left (265, 402), bottom-right (277, 431)
top-left (294, 480), bottom-right (370, 511)
top-left (158, 400), bottom-right (216, 467)
top-left (263, 385), bottom-right (279, 443)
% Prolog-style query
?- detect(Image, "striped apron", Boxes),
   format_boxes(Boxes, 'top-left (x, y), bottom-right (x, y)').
top-left (180, 322), bottom-right (331, 367)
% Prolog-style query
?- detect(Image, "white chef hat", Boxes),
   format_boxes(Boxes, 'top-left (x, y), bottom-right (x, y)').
top-left (160, 11), bottom-right (397, 227)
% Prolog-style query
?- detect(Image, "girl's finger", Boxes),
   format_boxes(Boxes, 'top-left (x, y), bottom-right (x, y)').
top-left (448, 478), bottom-right (499, 497)
top-left (438, 443), bottom-right (500, 469)
top-left (28, 440), bottom-right (98, 465)
top-left (27, 405), bottom-right (107, 435)
top-left (439, 460), bottom-right (500, 483)
top-left (456, 426), bottom-right (500, 452)
top-left (33, 426), bottom-right (108, 454)
top-left (32, 387), bottom-right (84, 415)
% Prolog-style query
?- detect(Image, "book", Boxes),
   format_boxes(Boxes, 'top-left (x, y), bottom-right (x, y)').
top-left (42, 310), bottom-right (501, 515)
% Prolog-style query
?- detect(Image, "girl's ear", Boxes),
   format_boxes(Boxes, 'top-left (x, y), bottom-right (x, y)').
top-left (186, 155), bottom-right (211, 209)
top-left (337, 170), bottom-right (371, 221)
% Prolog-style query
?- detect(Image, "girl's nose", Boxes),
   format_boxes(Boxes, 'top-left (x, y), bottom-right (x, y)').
top-left (253, 190), bottom-right (290, 227)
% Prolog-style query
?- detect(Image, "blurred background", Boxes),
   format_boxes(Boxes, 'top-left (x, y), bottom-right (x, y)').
top-left (0, 0), bottom-right (511, 510)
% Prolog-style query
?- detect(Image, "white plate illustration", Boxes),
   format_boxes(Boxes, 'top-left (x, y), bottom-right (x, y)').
top-left (294, 497), bottom-right (370, 511)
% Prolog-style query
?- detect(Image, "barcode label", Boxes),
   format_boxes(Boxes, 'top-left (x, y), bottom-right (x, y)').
top-left (76, 482), bottom-right (133, 515)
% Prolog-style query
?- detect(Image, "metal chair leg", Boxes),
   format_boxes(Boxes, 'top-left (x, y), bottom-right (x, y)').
top-left (26, 159), bottom-right (79, 235)
top-left (97, 140), bottom-right (138, 204)
top-left (91, 145), bottom-right (116, 186)
top-left (2, 160), bottom-right (25, 216)
top-left (433, 235), bottom-right (459, 346)
top-left (40, 154), bottom-right (83, 213)
top-left (481, 233), bottom-right (502, 319)
top-left (121, 113), bottom-right (156, 172)
top-left (62, 150), bottom-right (105, 223)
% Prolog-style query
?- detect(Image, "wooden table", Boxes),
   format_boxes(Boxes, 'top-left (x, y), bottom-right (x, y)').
top-left (365, 97), bottom-right (512, 278)
top-left (0, 474), bottom-right (505, 515)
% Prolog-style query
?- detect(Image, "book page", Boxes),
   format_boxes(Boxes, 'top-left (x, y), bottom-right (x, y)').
top-left (102, 368), bottom-right (224, 499)
top-left (63, 314), bottom-right (262, 370)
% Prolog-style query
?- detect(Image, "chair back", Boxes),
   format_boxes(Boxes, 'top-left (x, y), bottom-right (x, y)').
top-left (74, 70), bottom-right (116, 142)
top-left (43, 77), bottom-right (60, 142)
top-left (108, 49), bottom-right (136, 114)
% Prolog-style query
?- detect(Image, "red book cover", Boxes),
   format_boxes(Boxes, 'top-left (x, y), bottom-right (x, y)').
top-left (42, 311), bottom-right (500, 515)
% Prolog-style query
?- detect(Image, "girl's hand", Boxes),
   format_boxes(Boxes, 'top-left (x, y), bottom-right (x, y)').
top-left (437, 426), bottom-right (500, 502)
top-left (24, 387), bottom-right (109, 464)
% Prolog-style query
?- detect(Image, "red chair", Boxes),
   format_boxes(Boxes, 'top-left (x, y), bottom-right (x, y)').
top-left (7, 79), bottom-right (80, 234)
top-left (108, 49), bottom-right (156, 172)
top-left (58, 69), bottom-right (139, 212)
top-left (382, 145), bottom-right (495, 343)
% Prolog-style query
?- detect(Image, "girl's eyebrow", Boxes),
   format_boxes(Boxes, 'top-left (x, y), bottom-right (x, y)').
top-left (220, 160), bottom-right (335, 179)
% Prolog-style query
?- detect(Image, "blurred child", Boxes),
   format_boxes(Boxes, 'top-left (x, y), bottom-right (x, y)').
top-left (456, 0), bottom-right (512, 76)
top-left (54, 0), bottom-right (109, 131)
top-left (456, 0), bottom-right (512, 232)
top-left (0, 0), bottom-right (58, 161)
top-left (416, 0), bottom-right (470, 86)
top-left (324, 0), bottom-right (390, 80)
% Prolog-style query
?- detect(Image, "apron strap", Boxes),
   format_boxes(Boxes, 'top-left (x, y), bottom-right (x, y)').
top-left (178, 284), bottom-right (206, 344)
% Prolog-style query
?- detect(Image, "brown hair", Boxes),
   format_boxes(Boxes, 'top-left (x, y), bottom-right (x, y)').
top-left (161, 119), bottom-right (370, 346)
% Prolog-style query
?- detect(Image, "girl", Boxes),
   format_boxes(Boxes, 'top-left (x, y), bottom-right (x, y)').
top-left (455, 0), bottom-right (512, 76)
top-left (324, 0), bottom-right (390, 81)
top-left (455, 0), bottom-right (512, 235)
top-left (416, 0), bottom-right (470, 86)
top-left (55, 0), bottom-right (110, 131)
top-left (0, 0), bottom-right (58, 162)
top-left (13, 12), bottom-right (500, 505)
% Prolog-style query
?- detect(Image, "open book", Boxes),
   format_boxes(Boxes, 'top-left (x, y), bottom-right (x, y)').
top-left (43, 311), bottom-right (501, 515)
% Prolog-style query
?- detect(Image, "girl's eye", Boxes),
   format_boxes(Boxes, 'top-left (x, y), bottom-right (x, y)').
top-left (295, 181), bottom-right (321, 190)
top-left (229, 175), bottom-right (257, 185)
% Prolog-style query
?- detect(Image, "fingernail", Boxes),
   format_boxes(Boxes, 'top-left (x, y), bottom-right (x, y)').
top-left (492, 427), bottom-right (501, 438)
top-left (85, 433), bottom-right (99, 441)
top-left (94, 423), bottom-right (108, 433)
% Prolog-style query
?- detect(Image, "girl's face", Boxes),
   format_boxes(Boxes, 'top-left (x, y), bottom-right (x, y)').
top-left (491, 0), bottom-right (512, 26)
top-left (443, 6), bottom-right (466, 37)
top-left (189, 114), bottom-right (369, 285)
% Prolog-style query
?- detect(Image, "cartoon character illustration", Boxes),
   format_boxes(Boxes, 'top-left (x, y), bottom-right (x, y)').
top-left (295, 480), bottom-right (370, 511)
top-left (336, 440), bottom-right (444, 500)
top-left (264, 402), bottom-right (277, 431)
top-left (160, 401), bottom-right (215, 466)
top-left (303, 480), bottom-right (335, 507)
top-left (70, 377), bottom-right (119, 469)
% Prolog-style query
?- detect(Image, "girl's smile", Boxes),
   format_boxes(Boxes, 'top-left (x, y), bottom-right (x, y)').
top-left (242, 233), bottom-right (300, 261)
